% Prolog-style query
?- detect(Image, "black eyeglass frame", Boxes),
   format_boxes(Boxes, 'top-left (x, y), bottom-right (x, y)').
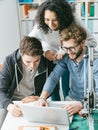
top-left (61, 43), bottom-right (80, 53)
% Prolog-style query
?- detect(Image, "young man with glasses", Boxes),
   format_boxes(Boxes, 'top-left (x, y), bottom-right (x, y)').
top-left (38, 23), bottom-right (98, 116)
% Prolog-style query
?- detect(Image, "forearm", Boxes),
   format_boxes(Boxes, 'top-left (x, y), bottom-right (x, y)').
top-left (39, 91), bottom-right (50, 100)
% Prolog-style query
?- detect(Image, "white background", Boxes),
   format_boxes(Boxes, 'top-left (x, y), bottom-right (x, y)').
top-left (0, 0), bottom-right (20, 63)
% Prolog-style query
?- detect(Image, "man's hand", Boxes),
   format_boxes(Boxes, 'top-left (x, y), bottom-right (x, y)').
top-left (7, 103), bottom-right (22, 117)
top-left (36, 98), bottom-right (48, 107)
top-left (22, 96), bottom-right (39, 103)
top-left (62, 101), bottom-right (82, 116)
top-left (34, 91), bottom-right (49, 106)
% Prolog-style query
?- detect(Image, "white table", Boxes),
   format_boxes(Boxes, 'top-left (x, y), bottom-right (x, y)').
top-left (1, 112), bottom-right (67, 130)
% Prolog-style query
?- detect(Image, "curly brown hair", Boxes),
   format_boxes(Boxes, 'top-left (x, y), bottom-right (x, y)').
top-left (60, 23), bottom-right (87, 44)
top-left (19, 36), bottom-right (43, 56)
top-left (36, 0), bottom-right (74, 33)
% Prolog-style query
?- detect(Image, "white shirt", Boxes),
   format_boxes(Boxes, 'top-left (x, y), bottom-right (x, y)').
top-left (28, 14), bottom-right (97, 53)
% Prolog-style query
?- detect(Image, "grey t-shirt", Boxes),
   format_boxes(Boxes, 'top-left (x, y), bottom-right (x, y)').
top-left (13, 64), bottom-right (37, 100)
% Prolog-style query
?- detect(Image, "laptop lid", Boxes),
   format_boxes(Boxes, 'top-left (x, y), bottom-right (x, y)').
top-left (19, 101), bottom-right (73, 126)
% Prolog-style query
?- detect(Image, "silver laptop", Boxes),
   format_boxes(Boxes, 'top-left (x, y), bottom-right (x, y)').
top-left (18, 101), bottom-right (73, 126)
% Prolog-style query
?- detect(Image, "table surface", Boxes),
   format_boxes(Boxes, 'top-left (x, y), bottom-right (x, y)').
top-left (1, 112), bottom-right (68, 130)
top-left (1, 110), bottom-right (98, 130)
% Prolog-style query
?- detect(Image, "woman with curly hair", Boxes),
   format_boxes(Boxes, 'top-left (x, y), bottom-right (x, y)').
top-left (29, 0), bottom-right (97, 101)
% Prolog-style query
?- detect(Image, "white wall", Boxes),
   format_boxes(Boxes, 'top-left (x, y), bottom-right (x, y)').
top-left (0, 0), bottom-right (20, 63)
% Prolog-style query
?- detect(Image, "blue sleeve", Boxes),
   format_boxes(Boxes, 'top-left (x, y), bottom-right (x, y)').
top-left (43, 57), bottom-right (68, 95)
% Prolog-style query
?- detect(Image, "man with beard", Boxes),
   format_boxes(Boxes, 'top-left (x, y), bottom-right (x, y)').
top-left (37, 23), bottom-right (98, 116)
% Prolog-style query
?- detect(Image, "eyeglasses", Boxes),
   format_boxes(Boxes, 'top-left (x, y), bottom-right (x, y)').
top-left (61, 44), bottom-right (80, 53)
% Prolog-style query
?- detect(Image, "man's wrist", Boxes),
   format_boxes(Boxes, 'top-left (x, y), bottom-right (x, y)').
top-left (39, 97), bottom-right (46, 101)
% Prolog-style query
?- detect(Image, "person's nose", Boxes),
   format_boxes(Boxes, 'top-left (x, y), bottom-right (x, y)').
top-left (48, 20), bottom-right (53, 27)
top-left (30, 62), bottom-right (34, 68)
top-left (67, 49), bottom-right (72, 54)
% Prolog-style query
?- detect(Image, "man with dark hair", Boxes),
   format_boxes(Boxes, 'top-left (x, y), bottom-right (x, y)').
top-left (29, 0), bottom-right (97, 101)
top-left (0, 36), bottom-right (54, 128)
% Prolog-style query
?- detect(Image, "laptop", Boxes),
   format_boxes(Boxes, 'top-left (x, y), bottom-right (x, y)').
top-left (16, 101), bottom-right (73, 127)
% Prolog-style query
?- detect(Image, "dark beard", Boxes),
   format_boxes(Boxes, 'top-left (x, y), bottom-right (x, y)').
top-left (73, 47), bottom-right (83, 61)
top-left (68, 47), bottom-right (83, 61)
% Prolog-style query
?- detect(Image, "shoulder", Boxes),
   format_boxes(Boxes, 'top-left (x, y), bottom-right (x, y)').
top-left (41, 56), bottom-right (53, 65)
top-left (28, 24), bottom-right (44, 37)
top-left (2, 49), bottom-right (20, 70)
top-left (41, 56), bottom-right (54, 70)
top-left (5, 49), bottom-right (19, 63)
top-left (61, 54), bottom-right (69, 62)
top-left (1, 50), bottom-right (21, 77)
